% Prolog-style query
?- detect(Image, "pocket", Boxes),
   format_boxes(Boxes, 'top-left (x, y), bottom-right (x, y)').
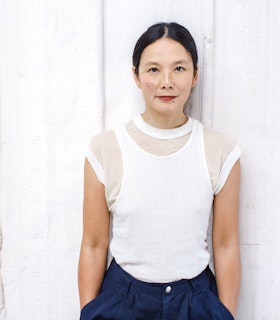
top-left (80, 289), bottom-right (114, 320)
top-left (190, 289), bottom-right (234, 320)
top-left (206, 290), bottom-right (234, 320)
top-left (80, 287), bottom-right (128, 320)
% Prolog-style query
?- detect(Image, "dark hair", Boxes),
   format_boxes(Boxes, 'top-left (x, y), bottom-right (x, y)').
top-left (133, 22), bottom-right (198, 75)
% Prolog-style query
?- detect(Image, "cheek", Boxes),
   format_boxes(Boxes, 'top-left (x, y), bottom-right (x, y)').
top-left (180, 79), bottom-right (193, 92)
top-left (145, 81), bottom-right (156, 91)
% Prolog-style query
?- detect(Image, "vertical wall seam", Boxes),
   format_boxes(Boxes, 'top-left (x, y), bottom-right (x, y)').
top-left (0, 1), bottom-right (6, 315)
top-left (92, 0), bottom-right (105, 133)
top-left (101, 0), bottom-right (105, 132)
top-left (263, 0), bottom-right (269, 128)
top-left (201, 0), bottom-right (215, 128)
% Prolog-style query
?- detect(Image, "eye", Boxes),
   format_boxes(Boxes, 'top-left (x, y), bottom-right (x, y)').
top-left (148, 67), bottom-right (158, 73)
top-left (175, 66), bottom-right (185, 72)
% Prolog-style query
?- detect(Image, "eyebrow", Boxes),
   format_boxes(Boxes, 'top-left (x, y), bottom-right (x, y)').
top-left (144, 60), bottom-right (190, 67)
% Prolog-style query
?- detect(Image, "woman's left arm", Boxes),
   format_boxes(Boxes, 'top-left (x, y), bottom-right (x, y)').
top-left (212, 159), bottom-right (241, 318)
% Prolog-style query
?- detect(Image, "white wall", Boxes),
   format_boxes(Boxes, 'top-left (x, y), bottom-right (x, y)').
top-left (212, 2), bottom-right (280, 318)
top-left (0, 1), bottom-right (103, 319)
top-left (0, 0), bottom-right (279, 319)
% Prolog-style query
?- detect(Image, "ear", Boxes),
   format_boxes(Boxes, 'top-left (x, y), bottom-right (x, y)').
top-left (132, 66), bottom-right (141, 88)
top-left (191, 70), bottom-right (198, 87)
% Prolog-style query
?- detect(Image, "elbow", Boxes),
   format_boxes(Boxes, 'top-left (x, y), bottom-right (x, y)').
top-left (213, 237), bottom-right (240, 263)
top-left (81, 231), bottom-right (110, 252)
top-left (81, 238), bottom-right (109, 251)
top-left (213, 236), bottom-right (239, 250)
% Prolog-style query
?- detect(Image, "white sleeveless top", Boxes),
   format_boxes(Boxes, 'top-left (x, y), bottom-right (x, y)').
top-left (110, 119), bottom-right (214, 282)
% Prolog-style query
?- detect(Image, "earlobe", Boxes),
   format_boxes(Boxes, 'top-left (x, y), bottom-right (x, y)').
top-left (192, 70), bottom-right (198, 87)
top-left (132, 67), bottom-right (141, 88)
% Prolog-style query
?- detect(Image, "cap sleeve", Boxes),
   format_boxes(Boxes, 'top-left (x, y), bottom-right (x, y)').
top-left (203, 127), bottom-right (241, 195)
top-left (86, 147), bottom-right (104, 184)
top-left (85, 134), bottom-right (106, 185)
top-left (213, 144), bottom-right (241, 195)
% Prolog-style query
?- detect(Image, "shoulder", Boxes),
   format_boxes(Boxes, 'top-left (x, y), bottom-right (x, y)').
top-left (86, 129), bottom-right (120, 185)
top-left (203, 126), bottom-right (238, 159)
top-left (89, 129), bottom-right (118, 158)
top-left (201, 124), bottom-right (241, 195)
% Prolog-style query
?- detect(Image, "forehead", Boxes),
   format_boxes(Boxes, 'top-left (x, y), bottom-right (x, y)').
top-left (140, 37), bottom-right (192, 64)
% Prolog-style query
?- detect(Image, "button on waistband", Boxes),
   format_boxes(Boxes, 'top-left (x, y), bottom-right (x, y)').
top-left (165, 286), bottom-right (172, 293)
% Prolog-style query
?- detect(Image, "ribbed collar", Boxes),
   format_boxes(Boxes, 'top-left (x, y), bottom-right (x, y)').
top-left (133, 114), bottom-right (193, 139)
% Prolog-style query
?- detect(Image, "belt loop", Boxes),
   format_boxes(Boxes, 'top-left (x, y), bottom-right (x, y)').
top-left (125, 279), bottom-right (132, 296)
top-left (188, 278), bottom-right (195, 291)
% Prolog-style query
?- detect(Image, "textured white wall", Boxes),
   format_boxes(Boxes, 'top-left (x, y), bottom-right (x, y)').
top-left (0, 0), bottom-right (279, 319)
top-left (0, 1), bottom-right (103, 319)
top-left (213, 1), bottom-right (280, 318)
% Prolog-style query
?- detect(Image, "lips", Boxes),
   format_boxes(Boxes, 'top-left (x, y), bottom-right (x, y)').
top-left (158, 96), bottom-right (176, 101)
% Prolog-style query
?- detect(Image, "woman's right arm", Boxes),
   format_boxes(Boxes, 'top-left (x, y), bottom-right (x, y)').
top-left (78, 158), bottom-right (110, 310)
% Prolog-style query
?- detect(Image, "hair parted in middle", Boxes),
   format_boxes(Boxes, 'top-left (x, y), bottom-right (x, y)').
top-left (132, 22), bottom-right (198, 76)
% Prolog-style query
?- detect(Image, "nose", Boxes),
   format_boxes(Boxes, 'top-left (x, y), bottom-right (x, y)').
top-left (160, 70), bottom-right (173, 89)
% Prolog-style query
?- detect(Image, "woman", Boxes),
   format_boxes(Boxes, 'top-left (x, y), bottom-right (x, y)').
top-left (78, 22), bottom-right (241, 320)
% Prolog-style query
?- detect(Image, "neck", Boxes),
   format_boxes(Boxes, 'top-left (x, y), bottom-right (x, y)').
top-left (141, 111), bottom-right (188, 129)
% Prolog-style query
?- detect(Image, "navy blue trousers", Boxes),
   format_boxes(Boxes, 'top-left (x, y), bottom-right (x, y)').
top-left (80, 259), bottom-right (234, 320)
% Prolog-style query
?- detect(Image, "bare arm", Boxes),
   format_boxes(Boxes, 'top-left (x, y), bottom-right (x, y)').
top-left (212, 159), bottom-right (241, 318)
top-left (78, 158), bottom-right (110, 310)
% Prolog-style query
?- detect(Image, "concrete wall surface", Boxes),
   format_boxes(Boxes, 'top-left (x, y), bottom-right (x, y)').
top-left (0, 0), bottom-right (279, 319)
